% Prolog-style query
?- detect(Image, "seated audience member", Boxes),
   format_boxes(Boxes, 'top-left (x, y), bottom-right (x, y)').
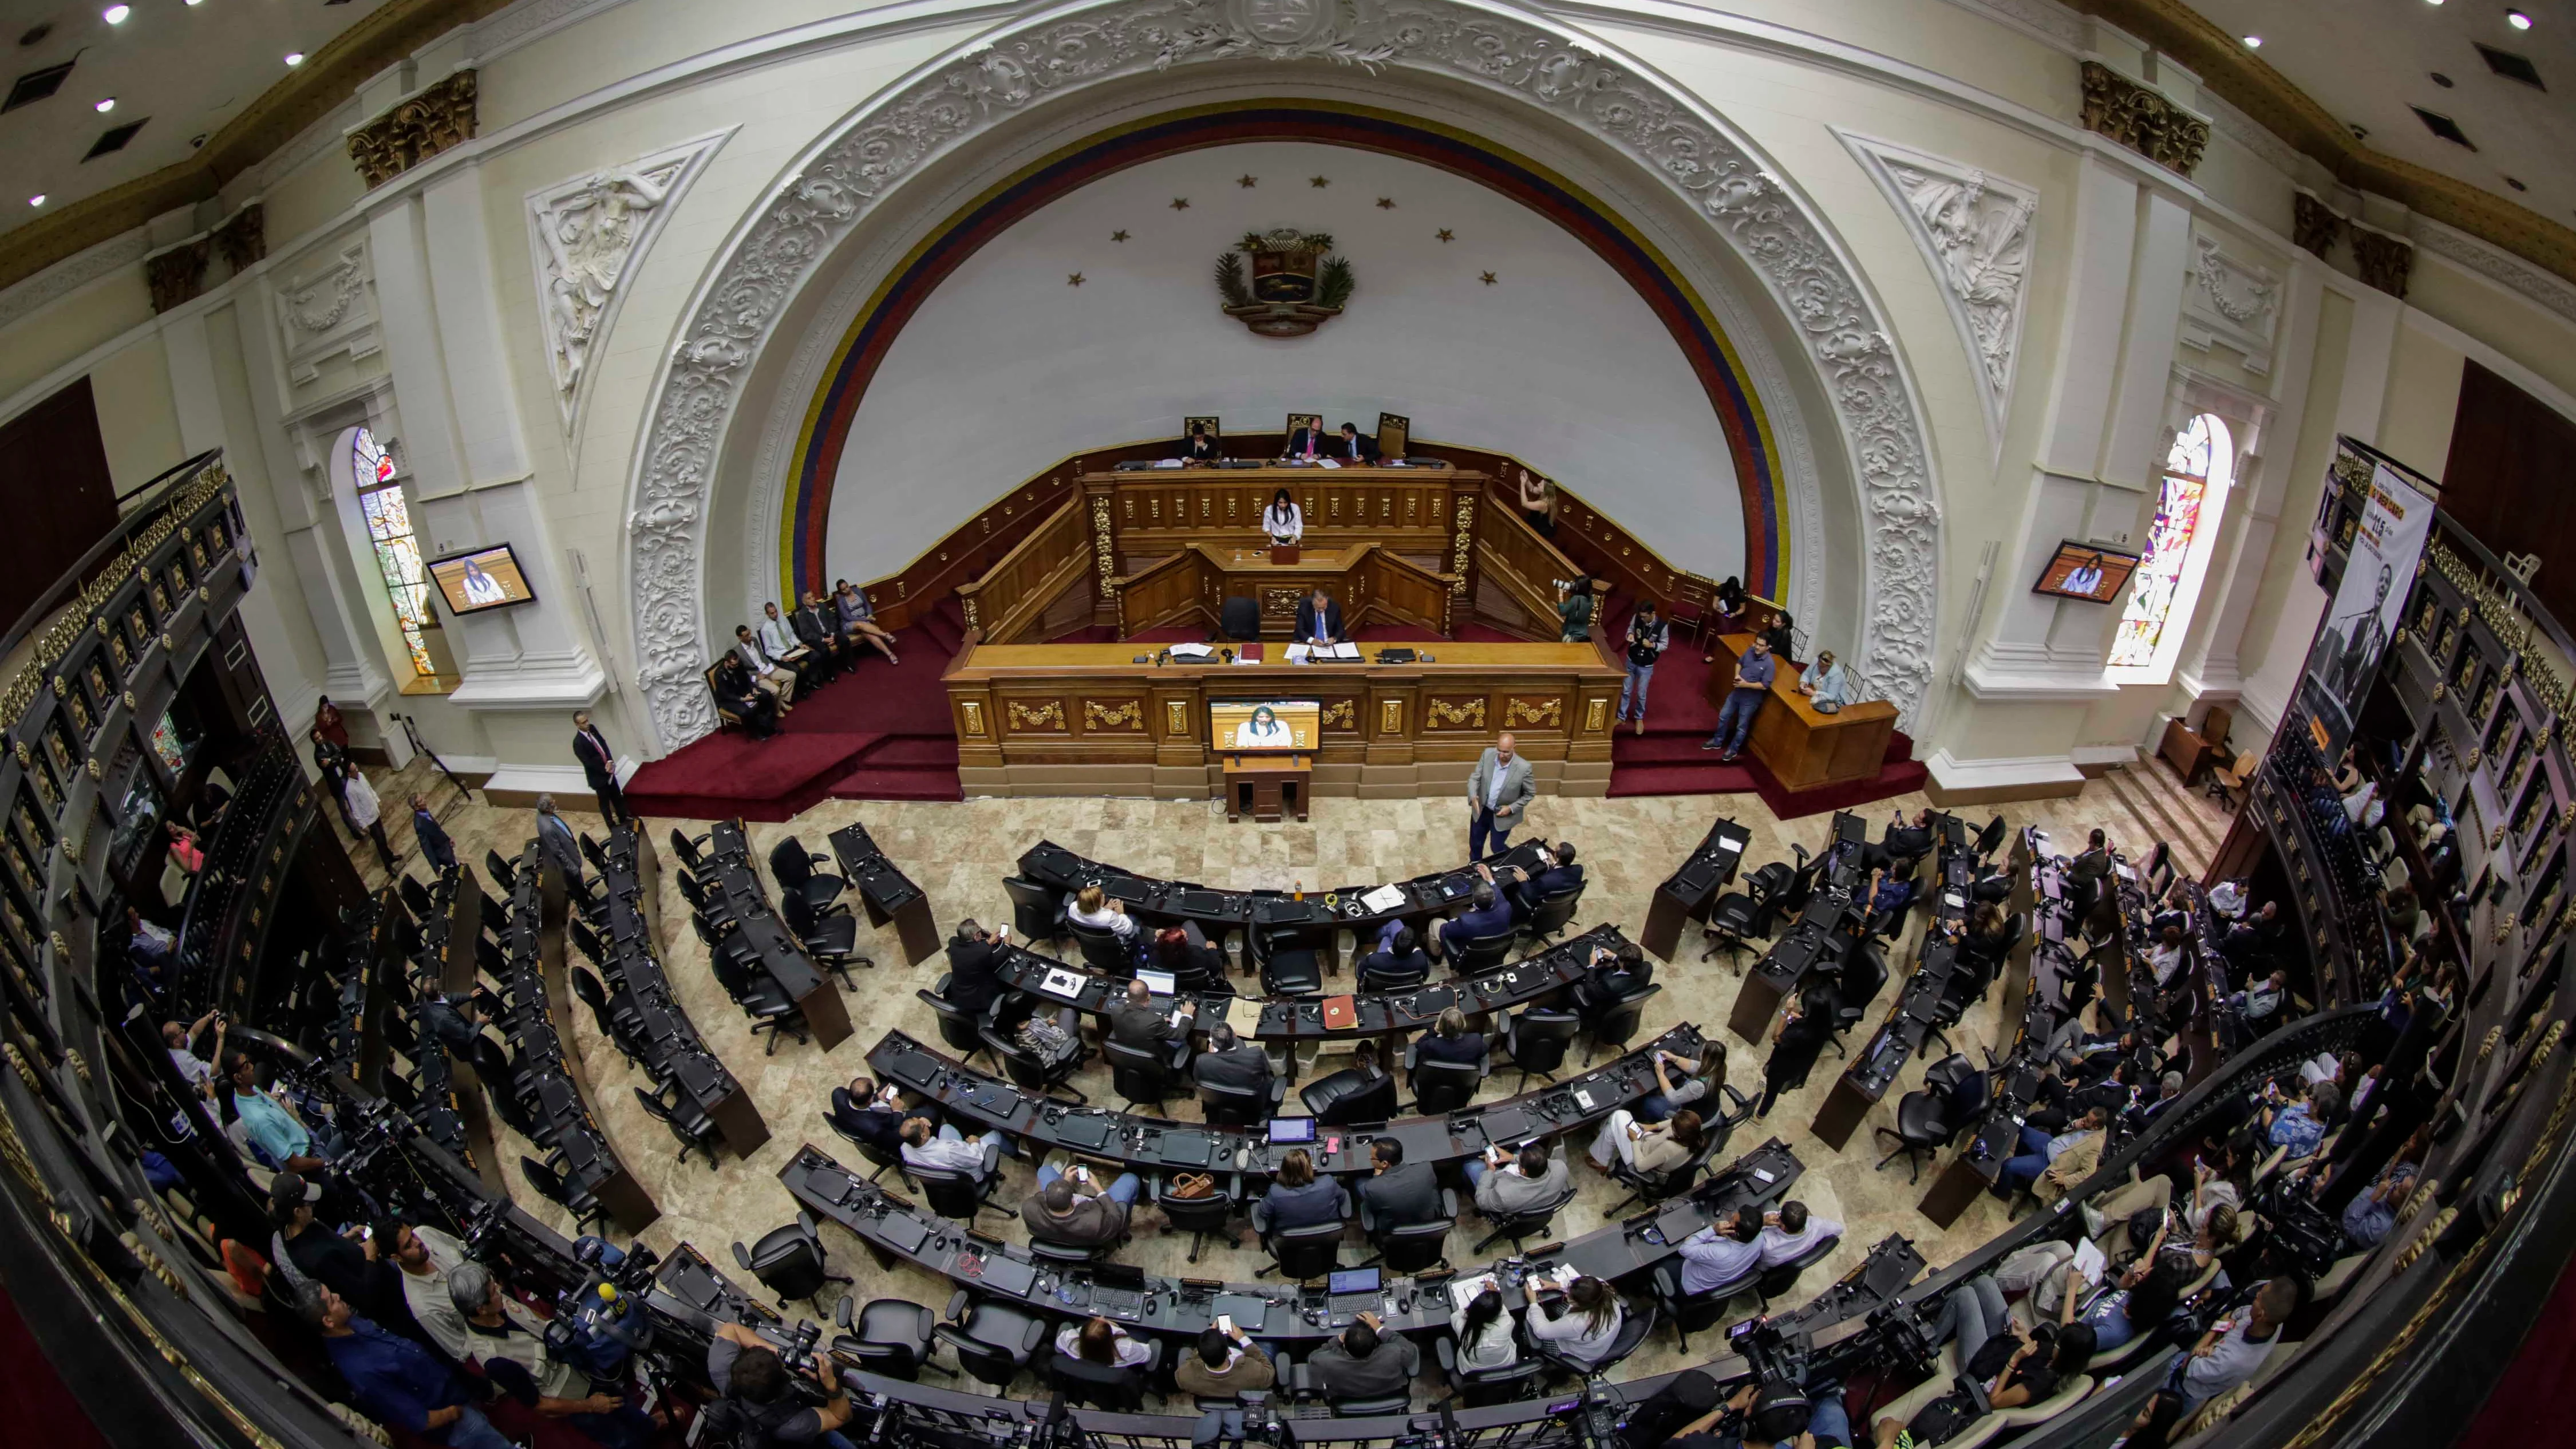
top-left (2079, 1252), bottom-right (2188, 1353)
top-left (1252, 1147), bottom-right (1348, 1238)
top-left (447, 1263), bottom-right (649, 1449)
top-left (1956, 902), bottom-right (2015, 972)
top-left (996, 990), bottom-right (1086, 1073)
top-left (832, 580), bottom-right (900, 664)
top-left (1757, 1201), bottom-right (1842, 1267)
top-left (1357, 925), bottom-right (1433, 990)
top-left (1702, 576), bottom-right (1749, 662)
top-left (384, 1218), bottom-right (473, 1358)
top-left (2236, 970), bottom-right (2289, 1026)
top-left (898, 1114), bottom-right (1011, 1178)
top-left (1526, 1272), bottom-right (1625, 1367)
top-left (829, 1076), bottom-right (908, 1155)
top-left (2125, 1071), bottom-right (2186, 1135)
top-left (1356, 1139), bottom-right (1443, 1231)
top-left (1152, 925), bottom-right (1227, 986)
top-left (754, 602), bottom-right (812, 684)
top-left (1797, 649), bottom-right (1852, 712)
top-left (942, 919), bottom-right (1010, 1020)
top-left (1570, 940), bottom-right (1652, 1014)
top-left (1413, 1006), bottom-right (1485, 1071)
top-left (228, 1053), bottom-right (330, 1172)
top-left (1437, 880), bottom-right (1515, 961)
top-left (1860, 865), bottom-right (1915, 937)
top-left (790, 591), bottom-right (848, 678)
top-left (1884, 808), bottom-right (1934, 863)
top-left (1503, 842), bottom-right (1582, 920)
top-left (1636, 1043), bottom-right (1726, 1123)
top-left (2263, 1079), bottom-right (2338, 1158)
top-left (1024, 1158), bottom-right (1137, 1246)
top-left (1677, 1209), bottom-right (1765, 1294)
top-left (2341, 1156), bottom-right (2420, 1249)
top-left (163, 1011), bottom-right (222, 1092)
top-left (1872, 1318), bottom-right (2097, 1447)
top-left (297, 1284), bottom-right (516, 1449)
top-left (1595, 1106), bottom-right (1705, 1177)
top-left (1066, 883), bottom-right (1145, 963)
top-left (270, 1174), bottom-right (403, 1328)
top-left (1306, 1313), bottom-right (1417, 1400)
top-left (166, 820), bottom-right (208, 874)
top-left (1450, 1285), bottom-right (1519, 1372)
top-left (732, 625), bottom-right (799, 712)
top-left (2115, 1277), bottom-right (2301, 1448)
top-left (2147, 925), bottom-right (2191, 990)
top-left (710, 653), bottom-right (778, 737)
top-left (1193, 1023), bottom-right (1272, 1096)
top-left (1057, 1315), bottom-right (1151, 1369)
top-left (1467, 1140), bottom-right (1568, 1215)
top-left (1107, 976), bottom-right (1194, 1066)
top-left (1997, 1105), bottom-right (2107, 1201)
top-left (705, 1321), bottom-right (853, 1448)
top-left (1174, 1323), bottom-right (1275, 1398)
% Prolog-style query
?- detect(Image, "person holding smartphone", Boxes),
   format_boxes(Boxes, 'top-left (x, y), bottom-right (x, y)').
top-left (1174, 1317), bottom-right (1274, 1397)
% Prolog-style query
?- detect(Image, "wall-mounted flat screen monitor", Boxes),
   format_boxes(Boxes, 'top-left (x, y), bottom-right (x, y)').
top-left (2031, 540), bottom-right (2142, 603)
top-left (1211, 699), bottom-right (1321, 752)
top-left (428, 543), bottom-right (538, 615)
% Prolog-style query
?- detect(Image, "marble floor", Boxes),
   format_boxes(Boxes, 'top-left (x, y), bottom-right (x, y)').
top-left (380, 756), bottom-right (2233, 1406)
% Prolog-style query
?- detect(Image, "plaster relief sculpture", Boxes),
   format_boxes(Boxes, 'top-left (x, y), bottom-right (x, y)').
top-left (1214, 228), bottom-right (1353, 335)
top-left (530, 133), bottom-right (729, 431)
top-left (270, 238), bottom-right (378, 386)
top-left (2181, 227), bottom-right (2281, 374)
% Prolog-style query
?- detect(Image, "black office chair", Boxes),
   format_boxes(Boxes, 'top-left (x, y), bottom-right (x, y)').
top-left (566, 916), bottom-right (609, 970)
top-left (709, 946), bottom-right (810, 1056)
top-left (907, 1160), bottom-right (1006, 1221)
top-left (1157, 1173), bottom-right (1242, 1262)
top-left (1653, 1258), bottom-right (1760, 1351)
top-left (916, 988), bottom-right (995, 1069)
top-left (824, 1104), bottom-right (904, 1181)
top-left (1068, 918), bottom-right (1137, 976)
top-left (1704, 860), bottom-right (1793, 972)
top-left (933, 1289), bottom-right (1047, 1392)
top-left (1300, 1065), bottom-right (1398, 1125)
top-left (832, 1295), bottom-right (949, 1381)
top-left (1404, 1044), bottom-right (1488, 1115)
top-left (1826, 945), bottom-right (1888, 1060)
top-left (1001, 876), bottom-right (1069, 953)
top-left (1605, 1121), bottom-right (1728, 1217)
top-left (1257, 1219), bottom-right (1345, 1280)
top-left (1048, 1340), bottom-right (1163, 1411)
top-left (398, 875), bottom-right (436, 921)
top-left (1499, 1008), bottom-right (1582, 1091)
top-left (473, 1038), bottom-right (537, 1138)
top-left (983, 1022), bottom-right (1088, 1103)
top-left (635, 1083), bottom-right (721, 1168)
top-left (1472, 1183), bottom-right (1574, 1254)
top-left (1436, 1330), bottom-right (1548, 1408)
top-left (1254, 926), bottom-right (1324, 996)
top-left (1518, 886), bottom-right (1585, 953)
top-left (769, 836), bottom-right (850, 917)
top-left (1530, 1297), bottom-right (1655, 1382)
top-left (1220, 596), bottom-right (1260, 641)
top-left (690, 911), bottom-right (762, 977)
top-left (1581, 981), bottom-right (1661, 1065)
top-left (1756, 1234), bottom-right (1842, 1308)
top-left (1362, 1191), bottom-right (1456, 1273)
top-left (1874, 1053), bottom-right (1986, 1183)
top-left (1103, 1038), bottom-right (1180, 1112)
top-left (1974, 814), bottom-right (2008, 860)
top-left (1355, 950), bottom-right (1429, 993)
top-left (1444, 927), bottom-right (1516, 976)
top-left (484, 850), bottom-right (519, 893)
top-left (579, 831), bottom-right (610, 875)
top-left (1199, 1074), bottom-right (1287, 1127)
top-left (567, 964), bottom-right (646, 1068)
top-left (519, 1156), bottom-right (606, 1235)
top-left (478, 895), bottom-right (511, 942)
top-left (666, 827), bottom-right (707, 872)
top-left (783, 889), bottom-right (870, 989)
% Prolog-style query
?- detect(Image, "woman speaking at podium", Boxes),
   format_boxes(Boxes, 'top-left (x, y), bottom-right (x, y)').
top-left (1262, 488), bottom-right (1303, 547)
top-left (1234, 705), bottom-right (1289, 748)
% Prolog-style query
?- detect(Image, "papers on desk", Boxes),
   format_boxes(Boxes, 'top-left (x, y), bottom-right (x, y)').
top-left (1151, 458), bottom-right (1186, 468)
top-left (1317, 458), bottom-right (1342, 469)
top-left (1286, 642), bottom-right (1362, 662)
top-left (1752, 1167), bottom-right (1777, 1184)
top-left (1943, 891), bottom-right (1966, 909)
top-left (1226, 996), bottom-right (1263, 1036)
top-left (1447, 1272), bottom-right (1499, 1306)
top-left (2070, 1238), bottom-right (2108, 1286)
top-left (1360, 883), bottom-right (1408, 913)
top-left (1168, 643), bottom-right (1215, 660)
top-left (1038, 966), bottom-right (1089, 1001)
top-left (1572, 1084), bottom-right (1601, 1111)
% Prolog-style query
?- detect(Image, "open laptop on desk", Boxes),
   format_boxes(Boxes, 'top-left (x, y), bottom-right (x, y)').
top-left (1088, 1261), bottom-right (1149, 1321)
top-left (1325, 1268), bottom-right (1383, 1325)
top-left (1136, 968), bottom-right (1177, 997)
top-left (1267, 1118), bottom-right (1317, 1145)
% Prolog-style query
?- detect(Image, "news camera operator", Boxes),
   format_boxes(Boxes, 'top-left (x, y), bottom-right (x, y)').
top-left (448, 1262), bottom-right (657, 1449)
top-left (705, 1320), bottom-right (857, 1449)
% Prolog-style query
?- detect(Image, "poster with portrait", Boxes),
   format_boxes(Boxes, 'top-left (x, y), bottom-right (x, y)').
top-left (2294, 439), bottom-right (2440, 761)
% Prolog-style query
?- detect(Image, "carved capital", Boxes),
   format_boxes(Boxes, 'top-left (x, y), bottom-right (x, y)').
top-left (144, 240), bottom-right (211, 314)
top-left (2078, 62), bottom-right (2210, 175)
top-left (211, 205), bottom-right (266, 273)
top-left (2351, 230), bottom-right (2415, 299)
top-left (2293, 194), bottom-right (2344, 260)
top-left (348, 70), bottom-right (479, 188)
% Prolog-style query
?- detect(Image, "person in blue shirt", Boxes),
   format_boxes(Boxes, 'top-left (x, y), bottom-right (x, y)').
top-left (2079, 1251), bottom-right (2186, 1352)
top-left (1436, 877), bottom-right (1516, 962)
top-left (1795, 649), bottom-right (1851, 710)
top-left (1703, 634), bottom-right (1777, 760)
top-left (1997, 1105), bottom-right (2107, 1197)
top-left (224, 1051), bottom-right (328, 1173)
top-left (1676, 1207), bottom-right (1765, 1295)
top-left (1251, 1148), bottom-right (1349, 1238)
top-left (299, 1283), bottom-right (516, 1449)
top-left (412, 793), bottom-right (455, 873)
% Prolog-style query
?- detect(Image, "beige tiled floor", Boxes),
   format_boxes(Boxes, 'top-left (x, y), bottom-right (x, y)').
top-left (397, 759), bottom-right (2232, 1404)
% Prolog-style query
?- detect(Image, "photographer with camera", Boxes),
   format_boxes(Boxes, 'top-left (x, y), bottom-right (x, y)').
top-left (1556, 574), bottom-right (1593, 643)
top-left (705, 1320), bottom-right (856, 1449)
top-left (446, 1262), bottom-right (655, 1449)
top-left (1615, 599), bottom-right (1669, 734)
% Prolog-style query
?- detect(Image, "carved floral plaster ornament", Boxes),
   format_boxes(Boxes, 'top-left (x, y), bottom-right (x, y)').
top-left (528, 132), bottom-right (729, 431)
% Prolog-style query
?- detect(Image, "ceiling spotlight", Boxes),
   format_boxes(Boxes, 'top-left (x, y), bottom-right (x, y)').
top-left (2507, 8), bottom-right (2531, 27)
top-left (102, 5), bottom-right (129, 23)
top-left (2242, 34), bottom-right (2263, 48)
top-left (283, 51), bottom-right (304, 65)
top-left (94, 96), bottom-right (114, 112)
top-left (185, 0), bottom-right (203, 5)
top-left (27, 195), bottom-right (44, 206)
top-left (2507, 176), bottom-right (2528, 191)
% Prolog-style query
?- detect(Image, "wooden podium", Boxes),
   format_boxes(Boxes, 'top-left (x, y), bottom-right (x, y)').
top-left (1270, 543), bottom-right (1300, 564)
top-left (1224, 753), bottom-right (1311, 822)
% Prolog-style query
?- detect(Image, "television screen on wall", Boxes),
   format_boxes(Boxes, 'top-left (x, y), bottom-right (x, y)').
top-left (427, 543), bottom-right (537, 615)
top-left (2031, 540), bottom-right (2142, 603)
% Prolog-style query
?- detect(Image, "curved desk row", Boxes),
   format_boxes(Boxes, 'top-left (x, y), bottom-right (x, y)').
top-left (864, 1021), bottom-right (1701, 1178)
top-left (701, 819), bottom-right (854, 1051)
top-left (825, 822), bottom-right (940, 965)
top-left (596, 826), bottom-right (767, 1157)
top-left (783, 1136), bottom-right (1801, 1345)
top-left (988, 922), bottom-right (1618, 1044)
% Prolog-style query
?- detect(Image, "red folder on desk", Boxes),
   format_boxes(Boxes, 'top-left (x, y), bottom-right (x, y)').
top-left (1321, 994), bottom-right (1357, 1030)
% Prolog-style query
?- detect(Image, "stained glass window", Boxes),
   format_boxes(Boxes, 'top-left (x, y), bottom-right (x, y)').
top-left (2109, 413), bottom-right (2228, 670)
top-left (351, 429), bottom-right (435, 677)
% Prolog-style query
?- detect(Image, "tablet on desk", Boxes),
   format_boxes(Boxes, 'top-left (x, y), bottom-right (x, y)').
top-left (1267, 1118), bottom-right (1317, 1144)
top-left (1136, 968), bottom-right (1177, 997)
top-left (1039, 967), bottom-right (1089, 1001)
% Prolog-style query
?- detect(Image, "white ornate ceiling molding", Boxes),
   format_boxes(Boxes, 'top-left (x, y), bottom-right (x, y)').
top-left (2180, 223), bottom-right (2281, 375)
top-left (527, 129), bottom-right (731, 435)
top-left (619, 0), bottom-right (1946, 751)
top-left (0, 231), bottom-right (151, 332)
top-left (2413, 219), bottom-right (2576, 331)
top-left (270, 236), bottom-right (379, 386)
top-left (1836, 132), bottom-right (2034, 455)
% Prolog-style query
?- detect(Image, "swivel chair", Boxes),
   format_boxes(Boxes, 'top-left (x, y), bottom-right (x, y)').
top-left (1518, 885), bottom-right (1586, 953)
top-left (634, 1083), bottom-right (722, 1170)
top-left (933, 1289), bottom-right (1046, 1392)
top-left (916, 988), bottom-right (995, 1069)
top-left (398, 875), bottom-right (436, 921)
top-left (1199, 1074), bottom-right (1287, 1127)
top-left (1068, 918), bottom-right (1137, 977)
top-left (906, 1160), bottom-right (1006, 1222)
top-left (484, 850), bottom-right (519, 893)
top-left (1872, 1053), bottom-right (1986, 1183)
top-left (1826, 945), bottom-right (1888, 1059)
top-left (1001, 876), bottom-right (1068, 954)
top-left (1443, 927), bottom-right (1516, 976)
top-left (732, 1212), bottom-right (852, 1312)
top-left (1653, 1258), bottom-right (1760, 1351)
top-left (1436, 1329), bottom-right (1547, 1408)
top-left (832, 1295), bottom-right (948, 1381)
top-left (783, 889), bottom-right (870, 989)
top-left (983, 1021), bottom-right (1089, 1103)
top-left (1254, 926), bottom-right (1325, 996)
top-left (568, 965), bottom-right (647, 1069)
top-left (1582, 982), bottom-right (1661, 1065)
top-left (823, 1101), bottom-right (904, 1181)
top-left (1403, 1043), bottom-right (1488, 1115)
top-left (1048, 1342), bottom-right (1163, 1411)
top-left (1300, 1065), bottom-right (1398, 1126)
top-left (1256, 1219), bottom-right (1346, 1280)
top-left (1471, 1184), bottom-right (1574, 1255)
top-left (1530, 1297), bottom-right (1656, 1383)
top-left (1361, 1190), bottom-right (1457, 1273)
top-left (1756, 1233), bottom-right (1842, 1308)
top-left (1498, 1007), bottom-right (1581, 1092)
top-left (1605, 1122), bottom-right (1727, 1217)
top-left (1103, 1038), bottom-right (1180, 1113)
top-left (519, 1156), bottom-right (607, 1236)
top-left (1156, 1172), bottom-right (1243, 1263)
top-left (769, 835), bottom-right (849, 916)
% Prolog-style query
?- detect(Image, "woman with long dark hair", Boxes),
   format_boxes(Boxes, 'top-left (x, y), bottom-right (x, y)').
top-left (1758, 982), bottom-right (1838, 1118)
top-left (1451, 1285), bottom-right (1517, 1371)
top-left (1262, 488), bottom-right (1303, 547)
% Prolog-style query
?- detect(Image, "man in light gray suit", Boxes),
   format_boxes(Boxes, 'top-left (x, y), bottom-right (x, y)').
top-left (1465, 732), bottom-right (1535, 860)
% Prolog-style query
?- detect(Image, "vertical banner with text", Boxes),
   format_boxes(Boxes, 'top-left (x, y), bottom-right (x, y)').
top-left (2294, 438), bottom-right (2441, 760)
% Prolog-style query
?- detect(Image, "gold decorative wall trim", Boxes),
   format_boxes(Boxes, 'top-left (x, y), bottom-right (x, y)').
top-left (1007, 699), bottom-right (1066, 732)
top-left (1319, 699), bottom-right (1356, 731)
top-left (2351, 229), bottom-right (2414, 299)
top-left (2077, 62), bottom-right (2209, 176)
top-left (1584, 697), bottom-right (1610, 733)
top-left (1089, 497), bottom-right (1117, 600)
top-left (1164, 700), bottom-right (1189, 736)
top-left (1425, 696), bottom-right (1487, 729)
top-left (958, 700), bottom-right (986, 737)
top-left (1447, 496), bottom-right (1475, 595)
top-left (1082, 698), bottom-right (1142, 731)
top-left (347, 70), bottom-right (480, 189)
top-left (1379, 700), bottom-right (1404, 735)
top-left (1504, 697), bottom-right (1562, 728)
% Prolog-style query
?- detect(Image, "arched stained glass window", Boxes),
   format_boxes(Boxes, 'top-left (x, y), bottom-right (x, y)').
top-left (2109, 413), bottom-right (2230, 670)
top-left (351, 429), bottom-right (435, 677)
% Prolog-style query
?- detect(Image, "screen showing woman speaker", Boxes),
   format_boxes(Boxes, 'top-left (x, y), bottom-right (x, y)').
top-left (2030, 540), bottom-right (2141, 603)
top-left (427, 543), bottom-right (537, 615)
top-left (1211, 699), bottom-right (1321, 752)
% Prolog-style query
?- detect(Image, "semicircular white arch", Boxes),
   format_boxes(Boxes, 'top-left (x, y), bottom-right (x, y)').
top-left (621, 0), bottom-right (1944, 751)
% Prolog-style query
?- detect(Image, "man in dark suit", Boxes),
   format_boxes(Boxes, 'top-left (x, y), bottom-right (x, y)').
top-left (1306, 1316), bottom-right (1417, 1401)
top-left (1332, 422), bottom-right (1380, 464)
top-left (1294, 586), bottom-right (1344, 647)
top-left (1192, 1024), bottom-right (1271, 1095)
top-left (943, 919), bottom-right (1010, 1022)
top-left (1355, 1139), bottom-right (1441, 1231)
top-left (569, 711), bottom-right (629, 826)
top-left (1502, 842), bottom-right (1582, 922)
top-left (1107, 977), bottom-right (1193, 1068)
top-left (1357, 925), bottom-right (1433, 990)
top-left (1436, 880), bottom-right (1515, 963)
top-left (1883, 808), bottom-right (1934, 864)
top-left (830, 1076), bottom-right (910, 1154)
top-left (1176, 425), bottom-right (1223, 463)
top-left (1570, 941), bottom-right (1652, 1014)
top-left (791, 590), bottom-right (848, 682)
top-left (1283, 420), bottom-right (1328, 460)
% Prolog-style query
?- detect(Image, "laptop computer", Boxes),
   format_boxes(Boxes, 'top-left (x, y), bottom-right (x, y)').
top-left (959, 1249), bottom-right (1036, 1298)
top-left (1054, 1113), bottom-right (1114, 1151)
top-left (1267, 1118), bottom-right (1317, 1144)
top-left (1211, 1292), bottom-right (1271, 1334)
top-left (1089, 1261), bottom-right (1149, 1320)
top-left (1136, 968), bottom-right (1177, 997)
top-left (1326, 1267), bottom-right (1382, 1324)
top-left (1157, 1129), bottom-right (1214, 1166)
top-left (1176, 889), bottom-right (1230, 916)
top-left (1103, 877), bottom-right (1156, 905)
top-left (1477, 1107), bottom-right (1534, 1146)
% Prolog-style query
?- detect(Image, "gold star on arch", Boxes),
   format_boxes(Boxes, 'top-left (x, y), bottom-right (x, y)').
top-left (1436, 228), bottom-right (1455, 242)
top-left (1309, 175), bottom-right (1330, 188)
top-left (1170, 197), bottom-right (1191, 210)
top-left (1111, 230), bottom-right (1129, 242)
top-left (1068, 273), bottom-right (1086, 286)
top-left (1480, 271), bottom-right (1498, 286)
top-left (1376, 197), bottom-right (1397, 210)
top-left (1237, 175), bottom-right (1259, 188)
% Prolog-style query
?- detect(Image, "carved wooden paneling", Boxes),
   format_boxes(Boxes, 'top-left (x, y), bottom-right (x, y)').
top-left (957, 700), bottom-right (987, 738)
top-left (1081, 698), bottom-right (1145, 732)
top-left (954, 496), bottom-right (1087, 642)
top-left (1380, 698), bottom-right (1405, 736)
top-left (1004, 698), bottom-right (1068, 735)
top-left (1504, 696), bottom-right (1563, 729)
top-left (1165, 700), bottom-right (1190, 737)
top-left (1424, 695), bottom-right (1489, 731)
top-left (1583, 697), bottom-right (1611, 734)
top-left (1319, 698), bottom-right (1359, 732)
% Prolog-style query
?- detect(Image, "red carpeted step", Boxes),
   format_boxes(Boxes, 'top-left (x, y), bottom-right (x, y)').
top-left (824, 764), bottom-right (965, 802)
top-left (854, 735), bottom-right (959, 768)
top-left (1611, 732), bottom-right (1732, 765)
top-left (623, 731), bottom-right (879, 823)
top-left (1605, 762), bottom-right (1759, 797)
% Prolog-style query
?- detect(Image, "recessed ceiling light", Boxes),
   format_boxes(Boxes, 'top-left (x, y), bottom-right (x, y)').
top-left (94, 96), bottom-right (113, 112)
top-left (2432, 72), bottom-right (2456, 86)
top-left (2243, 35), bottom-right (2263, 48)
top-left (2507, 177), bottom-right (2528, 191)
top-left (283, 52), bottom-right (303, 65)
top-left (27, 194), bottom-right (44, 206)
top-left (101, 5), bottom-right (129, 23)
top-left (184, 0), bottom-right (203, 5)
top-left (2507, 8), bottom-right (2532, 28)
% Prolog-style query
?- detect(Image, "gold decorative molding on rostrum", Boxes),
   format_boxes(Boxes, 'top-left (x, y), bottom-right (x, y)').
top-left (1006, 700), bottom-right (1066, 733)
top-left (1164, 700), bottom-right (1189, 736)
top-left (1504, 697), bottom-right (1562, 728)
top-left (348, 70), bottom-right (480, 188)
top-left (1379, 700), bottom-right (1404, 735)
top-left (1089, 497), bottom-right (1117, 599)
top-left (2077, 62), bottom-right (2209, 175)
top-left (957, 701), bottom-right (986, 738)
top-left (1448, 496), bottom-right (1474, 594)
top-left (1584, 697), bottom-right (1610, 733)
top-left (1319, 700), bottom-right (1356, 731)
top-left (1425, 697), bottom-right (1487, 729)
top-left (1082, 699), bottom-right (1143, 731)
